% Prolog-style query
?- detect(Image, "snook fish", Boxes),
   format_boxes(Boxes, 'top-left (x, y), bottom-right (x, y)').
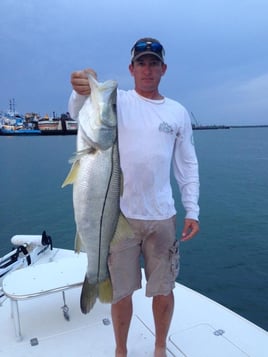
top-left (62, 74), bottom-right (120, 313)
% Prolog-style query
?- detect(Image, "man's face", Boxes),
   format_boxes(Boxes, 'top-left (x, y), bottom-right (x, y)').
top-left (129, 55), bottom-right (167, 95)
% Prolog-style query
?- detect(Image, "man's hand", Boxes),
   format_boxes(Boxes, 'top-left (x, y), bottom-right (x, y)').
top-left (180, 218), bottom-right (199, 242)
top-left (70, 68), bottom-right (97, 96)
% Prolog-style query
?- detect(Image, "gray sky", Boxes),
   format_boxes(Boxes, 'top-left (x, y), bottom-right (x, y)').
top-left (1, 0), bottom-right (267, 125)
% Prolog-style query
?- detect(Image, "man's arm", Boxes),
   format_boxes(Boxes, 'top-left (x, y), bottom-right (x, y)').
top-left (173, 108), bottom-right (200, 241)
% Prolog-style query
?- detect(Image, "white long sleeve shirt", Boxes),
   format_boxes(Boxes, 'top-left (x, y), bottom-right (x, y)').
top-left (69, 89), bottom-right (200, 221)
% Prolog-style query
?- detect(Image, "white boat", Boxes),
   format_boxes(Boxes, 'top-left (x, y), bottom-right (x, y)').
top-left (65, 119), bottom-right (78, 131)
top-left (0, 232), bottom-right (52, 301)
top-left (37, 120), bottom-right (60, 131)
top-left (1, 233), bottom-right (267, 357)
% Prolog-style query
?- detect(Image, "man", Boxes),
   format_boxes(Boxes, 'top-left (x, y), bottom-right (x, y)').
top-left (69, 37), bottom-right (200, 357)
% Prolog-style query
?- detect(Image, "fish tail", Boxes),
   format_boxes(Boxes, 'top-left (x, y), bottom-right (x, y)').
top-left (80, 276), bottom-right (113, 314)
top-left (98, 278), bottom-right (113, 303)
top-left (61, 160), bottom-right (80, 188)
top-left (80, 276), bottom-right (98, 314)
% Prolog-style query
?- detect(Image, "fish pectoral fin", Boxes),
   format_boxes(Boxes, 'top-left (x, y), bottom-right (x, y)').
top-left (110, 213), bottom-right (133, 246)
top-left (61, 160), bottom-right (80, 188)
top-left (80, 276), bottom-right (98, 314)
top-left (98, 278), bottom-right (113, 303)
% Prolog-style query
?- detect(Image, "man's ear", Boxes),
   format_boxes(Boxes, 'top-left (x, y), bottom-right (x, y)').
top-left (129, 63), bottom-right (134, 76)
top-left (161, 63), bottom-right (167, 76)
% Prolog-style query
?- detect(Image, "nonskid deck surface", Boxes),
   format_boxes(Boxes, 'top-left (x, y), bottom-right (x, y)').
top-left (0, 249), bottom-right (164, 357)
top-left (1, 287), bottom-right (173, 357)
top-left (1, 248), bottom-right (267, 357)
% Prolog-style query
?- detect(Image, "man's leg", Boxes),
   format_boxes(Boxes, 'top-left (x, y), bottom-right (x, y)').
top-left (111, 294), bottom-right (133, 357)
top-left (153, 291), bottom-right (174, 357)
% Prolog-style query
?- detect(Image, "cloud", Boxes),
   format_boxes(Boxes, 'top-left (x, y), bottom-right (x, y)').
top-left (0, 0), bottom-right (268, 124)
top-left (186, 72), bottom-right (268, 125)
top-left (235, 73), bottom-right (268, 98)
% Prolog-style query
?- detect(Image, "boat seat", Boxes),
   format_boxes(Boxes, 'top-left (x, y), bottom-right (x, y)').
top-left (2, 253), bottom-right (87, 341)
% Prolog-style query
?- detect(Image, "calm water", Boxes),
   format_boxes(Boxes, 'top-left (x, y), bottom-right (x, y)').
top-left (0, 128), bottom-right (267, 330)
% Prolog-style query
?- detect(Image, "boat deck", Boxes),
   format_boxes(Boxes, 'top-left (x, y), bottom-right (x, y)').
top-left (1, 248), bottom-right (267, 357)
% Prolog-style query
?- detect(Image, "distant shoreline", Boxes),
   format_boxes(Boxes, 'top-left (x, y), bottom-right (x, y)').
top-left (229, 125), bottom-right (268, 128)
top-left (1, 125), bottom-right (267, 136)
top-left (193, 124), bottom-right (268, 130)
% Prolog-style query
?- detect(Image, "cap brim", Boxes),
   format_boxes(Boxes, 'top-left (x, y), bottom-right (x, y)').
top-left (132, 51), bottom-right (164, 62)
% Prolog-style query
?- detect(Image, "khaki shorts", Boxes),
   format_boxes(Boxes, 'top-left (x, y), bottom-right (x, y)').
top-left (108, 215), bottom-right (180, 304)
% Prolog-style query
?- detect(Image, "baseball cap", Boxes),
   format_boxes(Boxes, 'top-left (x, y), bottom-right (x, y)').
top-left (131, 37), bottom-right (165, 63)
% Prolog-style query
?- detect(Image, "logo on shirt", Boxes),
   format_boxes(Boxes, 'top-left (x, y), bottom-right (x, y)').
top-left (158, 121), bottom-right (174, 135)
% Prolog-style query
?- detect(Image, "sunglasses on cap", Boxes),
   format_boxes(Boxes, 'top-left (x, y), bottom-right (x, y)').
top-left (131, 41), bottom-right (165, 60)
